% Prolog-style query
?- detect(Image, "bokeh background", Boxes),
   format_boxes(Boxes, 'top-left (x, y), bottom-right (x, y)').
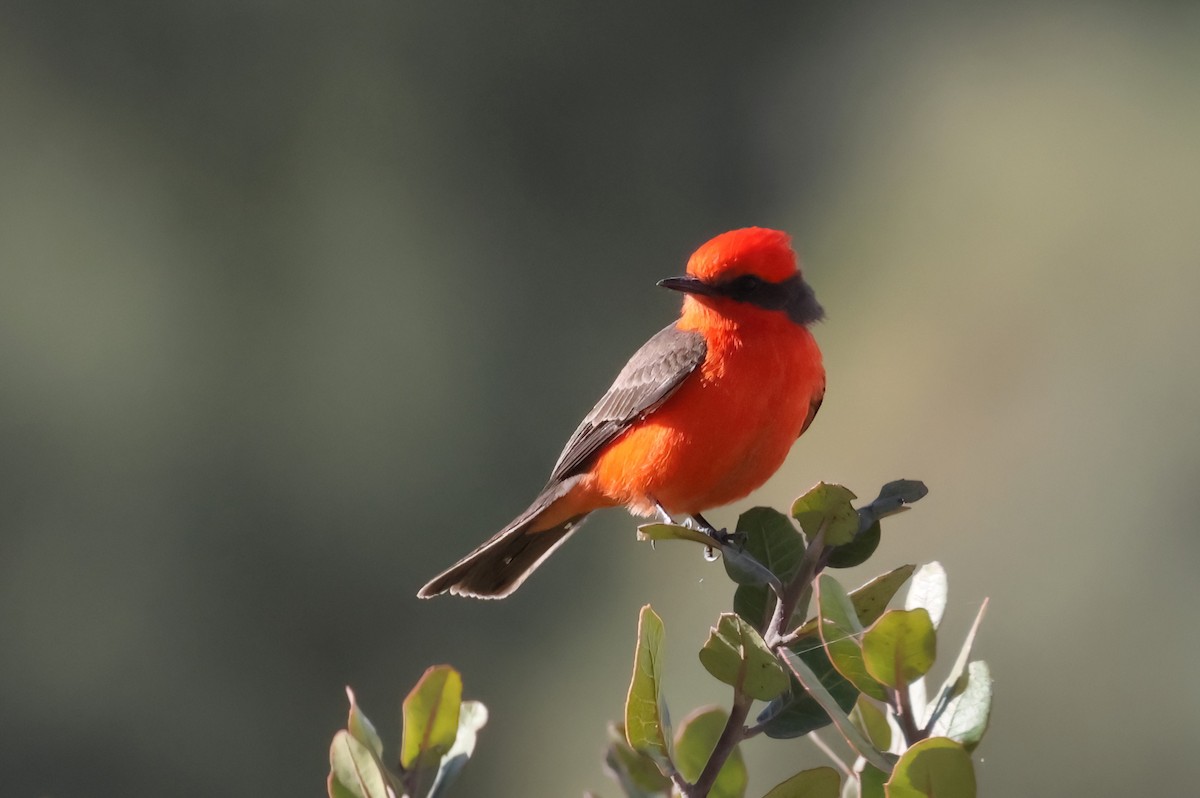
top-left (2, 1), bottom-right (1198, 795)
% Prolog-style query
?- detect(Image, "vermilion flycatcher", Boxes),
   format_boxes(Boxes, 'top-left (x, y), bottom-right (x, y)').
top-left (419, 227), bottom-right (825, 599)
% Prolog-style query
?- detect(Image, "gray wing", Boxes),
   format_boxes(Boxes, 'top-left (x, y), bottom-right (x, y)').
top-left (548, 323), bottom-right (707, 482)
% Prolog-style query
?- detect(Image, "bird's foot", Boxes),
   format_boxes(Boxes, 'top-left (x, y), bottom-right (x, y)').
top-left (692, 511), bottom-right (742, 547)
top-left (653, 502), bottom-right (741, 557)
top-left (654, 502), bottom-right (704, 530)
top-left (700, 532), bottom-right (739, 561)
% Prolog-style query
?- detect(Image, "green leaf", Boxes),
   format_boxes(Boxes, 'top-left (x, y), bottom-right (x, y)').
top-left (603, 723), bottom-right (672, 798)
top-left (816, 575), bottom-right (887, 701)
top-left (761, 766), bottom-right (841, 798)
top-left (925, 599), bottom-right (988, 732)
top-left (884, 737), bottom-right (975, 798)
top-left (876, 479), bottom-right (929, 507)
top-left (698, 613), bottom-right (789, 701)
top-left (776, 649), bottom-right (894, 774)
top-left (904, 563), bottom-right (947, 628)
top-left (723, 546), bottom-right (786, 589)
top-left (849, 566), bottom-right (918, 629)
top-left (828, 479), bottom-right (926, 569)
top-left (825, 520), bottom-right (881, 569)
top-left (816, 573), bottom-right (864, 633)
top-left (850, 696), bottom-right (892, 752)
top-left (862, 610), bottom-right (936, 689)
top-left (790, 565), bottom-right (917, 641)
top-left (637, 521), bottom-right (771, 592)
top-left (673, 707), bottom-right (748, 798)
top-left (791, 483), bottom-right (859, 546)
top-left (733, 583), bottom-right (772, 632)
top-left (857, 481), bottom-right (929, 529)
top-left (758, 644), bottom-right (858, 739)
top-left (401, 665), bottom-right (463, 771)
top-left (930, 661), bottom-right (992, 752)
top-left (725, 507), bottom-right (805, 582)
top-left (427, 700), bottom-right (489, 798)
top-left (625, 605), bottom-right (673, 770)
top-left (637, 522), bottom-right (719, 546)
top-left (859, 762), bottom-right (888, 798)
top-left (728, 507), bottom-right (805, 630)
top-left (328, 775), bottom-right (356, 798)
top-left (328, 730), bottom-right (391, 798)
top-left (400, 672), bottom-right (458, 786)
top-left (344, 687), bottom-right (384, 759)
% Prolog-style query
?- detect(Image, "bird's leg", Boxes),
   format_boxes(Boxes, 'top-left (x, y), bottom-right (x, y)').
top-left (656, 502), bottom-right (716, 535)
top-left (654, 500), bottom-right (707, 531)
top-left (691, 511), bottom-right (739, 546)
top-left (654, 501), bottom-right (682, 527)
top-left (691, 511), bottom-right (720, 535)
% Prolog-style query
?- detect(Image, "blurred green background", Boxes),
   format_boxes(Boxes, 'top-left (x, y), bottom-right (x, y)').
top-left (2, 1), bottom-right (1198, 795)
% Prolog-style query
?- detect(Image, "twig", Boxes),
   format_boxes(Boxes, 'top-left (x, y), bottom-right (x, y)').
top-left (688, 691), bottom-right (753, 797)
top-left (764, 523), bottom-right (827, 648)
top-left (893, 684), bottom-right (922, 747)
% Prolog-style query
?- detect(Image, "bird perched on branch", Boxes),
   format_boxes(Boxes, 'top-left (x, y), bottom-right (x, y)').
top-left (419, 227), bottom-right (825, 599)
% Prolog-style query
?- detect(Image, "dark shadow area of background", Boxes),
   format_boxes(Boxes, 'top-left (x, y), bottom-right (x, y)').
top-left (1, 1), bottom-right (1198, 795)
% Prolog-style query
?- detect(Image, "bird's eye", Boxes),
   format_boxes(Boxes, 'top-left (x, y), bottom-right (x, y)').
top-left (730, 274), bottom-right (764, 294)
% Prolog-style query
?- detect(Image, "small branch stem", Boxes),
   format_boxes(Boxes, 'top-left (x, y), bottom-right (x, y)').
top-left (893, 685), bottom-right (922, 746)
top-left (742, 720), bottom-right (768, 740)
top-left (765, 525), bottom-right (827, 648)
top-left (688, 690), bottom-right (753, 797)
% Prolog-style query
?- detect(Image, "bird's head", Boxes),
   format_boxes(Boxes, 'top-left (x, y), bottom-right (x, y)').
top-left (658, 227), bottom-right (824, 326)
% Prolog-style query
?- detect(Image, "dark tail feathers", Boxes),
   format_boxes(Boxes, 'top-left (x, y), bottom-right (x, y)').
top-left (418, 480), bottom-right (588, 599)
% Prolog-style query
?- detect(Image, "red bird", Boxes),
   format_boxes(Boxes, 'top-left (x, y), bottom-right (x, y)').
top-left (419, 227), bottom-right (825, 599)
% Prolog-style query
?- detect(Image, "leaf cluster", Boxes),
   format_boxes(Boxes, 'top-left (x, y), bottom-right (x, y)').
top-left (326, 479), bottom-right (994, 798)
top-left (609, 480), bottom-right (992, 797)
top-left (328, 666), bottom-right (487, 798)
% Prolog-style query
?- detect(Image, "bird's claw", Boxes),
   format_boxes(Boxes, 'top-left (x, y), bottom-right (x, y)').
top-left (701, 528), bottom-right (744, 562)
top-left (709, 527), bottom-right (741, 547)
top-left (653, 500), bottom-right (742, 552)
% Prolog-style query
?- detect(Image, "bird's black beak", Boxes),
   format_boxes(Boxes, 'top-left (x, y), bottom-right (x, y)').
top-left (657, 275), bottom-right (721, 297)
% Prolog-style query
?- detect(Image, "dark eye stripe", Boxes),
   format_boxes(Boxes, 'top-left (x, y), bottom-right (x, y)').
top-left (716, 273), bottom-right (825, 326)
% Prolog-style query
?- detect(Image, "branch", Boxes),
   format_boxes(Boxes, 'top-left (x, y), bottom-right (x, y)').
top-left (764, 523), bottom-right (827, 648)
top-left (688, 691), bottom-right (753, 798)
top-left (893, 684), bottom-right (922, 747)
